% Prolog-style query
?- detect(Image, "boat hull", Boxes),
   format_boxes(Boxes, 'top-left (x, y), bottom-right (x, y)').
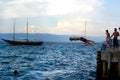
top-left (2, 39), bottom-right (43, 46)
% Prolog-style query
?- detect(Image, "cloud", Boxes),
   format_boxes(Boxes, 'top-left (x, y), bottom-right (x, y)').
top-left (18, 18), bottom-right (103, 36)
top-left (0, 0), bottom-right (103, 18)
top-left (0, 0), bottom-right (104, 36)
top-left (0, 0), bottom-right (47, 18)
top-left (46, 0), bottom-right (102, 16)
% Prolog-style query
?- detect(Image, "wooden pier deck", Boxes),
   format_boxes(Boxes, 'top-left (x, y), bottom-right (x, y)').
top-left (97, 48), bottom-right (120, 80)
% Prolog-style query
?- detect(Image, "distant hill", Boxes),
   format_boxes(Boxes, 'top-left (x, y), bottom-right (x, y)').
top-left (0, 33), bottom-right (104, 42)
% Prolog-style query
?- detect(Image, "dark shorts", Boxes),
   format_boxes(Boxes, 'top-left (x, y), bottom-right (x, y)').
top-left (80, 37), bottom-right (87, 42)
top-left (113, 38), bottom-right (118, 47)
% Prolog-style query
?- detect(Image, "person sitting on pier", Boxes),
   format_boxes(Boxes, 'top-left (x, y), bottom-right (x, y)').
top-left (111, 28), bottom-right (119, 49)
top-left (69, 37), bottom-right (94, 46)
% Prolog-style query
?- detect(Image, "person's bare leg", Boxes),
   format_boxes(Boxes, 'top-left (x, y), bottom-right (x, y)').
top-left (88, 40), bottom-right (94, 47)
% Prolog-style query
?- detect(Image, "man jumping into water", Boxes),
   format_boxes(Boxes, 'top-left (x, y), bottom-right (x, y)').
top-left (69, 37), bottom-right (94, 46)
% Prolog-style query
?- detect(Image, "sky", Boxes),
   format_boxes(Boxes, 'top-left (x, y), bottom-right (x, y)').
top-left (0, 0), bottom-right (120, 37)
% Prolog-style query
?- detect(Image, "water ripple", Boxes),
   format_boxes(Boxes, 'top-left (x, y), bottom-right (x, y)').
top-left (0, 42), bottom-right (101, 80)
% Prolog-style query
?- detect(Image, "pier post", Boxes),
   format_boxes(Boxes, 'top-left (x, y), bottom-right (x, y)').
top-left (96, 48), bottom-right (120, 79)
top-left (102, 61), bottom-right (107, 78)
top-left (118, 63), bottom-right (120, 79)
top-left (96, 50), bottom-right (102, 79)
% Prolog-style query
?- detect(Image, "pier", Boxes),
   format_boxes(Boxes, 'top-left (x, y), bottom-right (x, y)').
top-left (97, 48), bottom-right (120, 80)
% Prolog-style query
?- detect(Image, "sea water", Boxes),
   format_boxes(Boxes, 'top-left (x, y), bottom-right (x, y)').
top-left (0, 41), bottom-right (102, 80)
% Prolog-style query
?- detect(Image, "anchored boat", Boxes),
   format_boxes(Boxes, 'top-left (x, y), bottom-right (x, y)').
top-left (2, 19), bottom-right (43, 46)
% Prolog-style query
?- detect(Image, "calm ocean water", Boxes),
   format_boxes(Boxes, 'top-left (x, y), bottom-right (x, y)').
top-left (0, 41), bottom-right (101, 80)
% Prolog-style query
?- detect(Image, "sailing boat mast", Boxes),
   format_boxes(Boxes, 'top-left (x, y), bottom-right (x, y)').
top-left (84, 20), bottom-right (87, 37)
top-left (26, 18), bottom-right (28, 41)
top-left (13, 19), bottom-right (15, 40)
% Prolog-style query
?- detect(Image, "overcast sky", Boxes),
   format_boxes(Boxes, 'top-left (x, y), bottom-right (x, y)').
top-left (0, 0), bottom-right (120, 37)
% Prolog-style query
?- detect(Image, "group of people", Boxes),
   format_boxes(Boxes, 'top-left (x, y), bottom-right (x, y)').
top-left (69, 27), bottom-right (120, 49)
top-left (106, 27), bottom-right (120, 49)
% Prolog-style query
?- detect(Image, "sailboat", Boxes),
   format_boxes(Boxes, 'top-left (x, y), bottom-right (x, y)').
top-left (69, 20), bottom-right (87, 41)
top-left (2, 19), bottom-right (43, 46)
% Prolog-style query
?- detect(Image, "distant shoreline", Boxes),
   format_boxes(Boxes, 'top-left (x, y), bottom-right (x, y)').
top-left (0, 33), bottom-right (104, 42)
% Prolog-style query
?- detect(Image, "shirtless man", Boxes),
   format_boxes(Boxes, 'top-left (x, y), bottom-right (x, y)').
top-left (111, 28), bottom-right (119, 49)
top-left (69, 37), bottom-right (94, 46)
top-left (106, 30), bottom-right (110, 47)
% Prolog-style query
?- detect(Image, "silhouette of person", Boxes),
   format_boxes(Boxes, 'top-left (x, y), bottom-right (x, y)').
top-left (106, 30), bottom-right (110, 47)
top-left (111, 28), bottom-right (119, 49)
top-left (13, 70), bottom-right (19, 75)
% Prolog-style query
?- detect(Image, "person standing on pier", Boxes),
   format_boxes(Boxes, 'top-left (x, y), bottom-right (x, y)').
top-left (118, 27), bottom-right (120, 47)
top-left (111, 28), bottom-right (119, 49)
top-left (106, 30), bottom-right (110, 47)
